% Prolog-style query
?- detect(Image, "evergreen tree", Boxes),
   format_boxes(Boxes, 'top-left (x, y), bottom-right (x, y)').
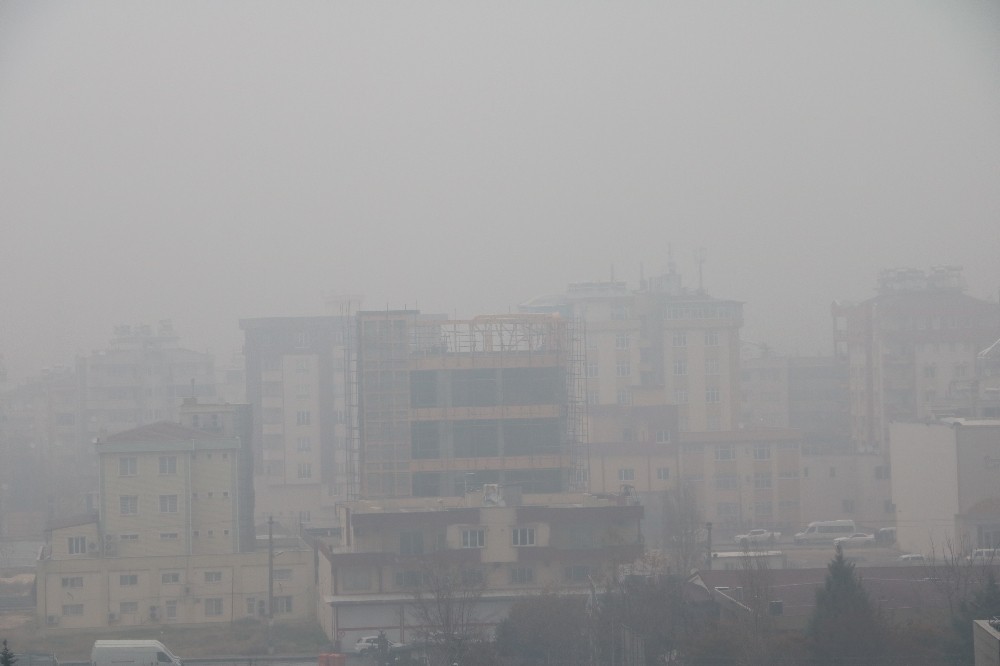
top-left (1, 640), bottom-right (16, 666)
top-left (808, 546), bottom-right (884, 666)
top-left (950, 572), bottom-right (1000, 665)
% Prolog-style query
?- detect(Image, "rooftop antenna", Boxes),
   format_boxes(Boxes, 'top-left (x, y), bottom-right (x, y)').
top-left (694, 247), bottom-right (707, 293)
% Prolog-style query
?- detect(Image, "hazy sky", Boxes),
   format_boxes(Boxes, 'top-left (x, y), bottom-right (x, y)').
top-left (2, 2), bottom-right (998, 379)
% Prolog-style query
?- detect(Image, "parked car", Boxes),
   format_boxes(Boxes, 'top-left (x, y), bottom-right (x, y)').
top-left (734, 529), bottom-right (780, 548)
top-left (897, 553), bottom-right (926, 564)
top-left (966, 548), bottom-right (1000, 563)
top-left (353, 635), bottom-right (400, 656)
top-left (833, 532), bottom-right (876, 547)
top-left (875, 527), bottom-right (897, 545)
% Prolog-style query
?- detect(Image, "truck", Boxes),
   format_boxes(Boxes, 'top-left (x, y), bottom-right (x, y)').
top-left (91, 641), bottom-right (182, 666)
top-left (734, 529), bottom-right (780, 548)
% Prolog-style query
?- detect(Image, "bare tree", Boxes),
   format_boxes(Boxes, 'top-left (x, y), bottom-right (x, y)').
top-left (661, 481), bottom-right (704, 575)
top-left (408, 561), bottom-right (488, 666)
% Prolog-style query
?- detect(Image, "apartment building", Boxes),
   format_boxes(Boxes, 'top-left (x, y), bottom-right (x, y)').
top-left (36, 521), bottom-right (312, 629)
top-left (889, 419), bottom-right (1000, 558)
top-left (0, 365), bottom-right (85, 537)
top-left (741, 355), bottom-right (850, 453)
top-left (356, 311), bottom-right (584, 498)
top-left (241, 316), bottom-right (353, 527)
top-left (96, 422), bottom-right (248, 556)
top-left (77, 321), bottom-right (216, 440)
top-left (35, 421), bottom-right (312, 630)
top-left (522, 268), bottom-right (743, 433)
top-left (833, 267), bottom-right (1000, 452)
top-left (316, 488), bottom-right (643, 647)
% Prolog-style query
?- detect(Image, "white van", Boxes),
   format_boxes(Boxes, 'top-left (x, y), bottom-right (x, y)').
top-left (91, 641), bottom-right (182, 666)
top-left (793, 520), bottom-right (856, 544)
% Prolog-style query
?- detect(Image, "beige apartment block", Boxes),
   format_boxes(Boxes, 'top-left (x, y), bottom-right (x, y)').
top-left (316, 488), bottom-right (642, 647)
top-left (889, 420), bottom-right (1000, 558)
top-left (98, 422), bottom-right (246, 556)
top-left (241, 316), bottom-right (354, 528)
top-left (37, 521), bottom-right (313, 630)
top-left (521, 269), bottom-right (743, 434)
top-left (832, 267), bottom-right (1000, 452)
top-left (675, 430), bottom-right (803, 538)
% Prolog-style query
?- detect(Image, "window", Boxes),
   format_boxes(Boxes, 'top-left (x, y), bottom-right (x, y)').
top-left (296, 437), bottom-right (311, 452)
top-left (615, 334), bottom-right (630, 350)
top-left (565, 565), bottom-right (591, 582)
top-left (874, 465), bottom-right (890, 480)
top-left (754, 473), bottom-right (772, 489)
top-left (705, 358), bottom-right (720, 376)
top-left (165, 600), bottom-right (177, 619)
top-left (672, 331), bottom-right (687, 347)
top-left (159, 495), bottom-right (178, 513)
top-left (400, 532), bottom-right (424, 555)
top-left (119, 457), bottom-right (137, 476)
top-left (273, 569), bottom-right (293, 581)
top-left (673, 359), bottom-right (687, 375)
top-left (462, 529), bottom-right (485, 548)
top-left (62, 604), bottom-right (84, 616)
top-left (714, 445), bottom-right (735, 461)
top-left (62, 576), bottom-right (83, 588)
top-left (616, 361), bottom-right (631, 377)
top-left (120, 601), bottom-right (138, 614)
top-left (204, 571), bottom-right (222, 583)
top-left (675, 388), bottom-right (688, 404)
top-left (161, 572), bottom-right (180, 584)
top-left (120, 533), bottom-right (139, 541)
top-left (655, 429), bottom-right (671, 443)
top-left (704, 331), bottom-right (719, 346)
top-left (395, 570), bottom-right (423, 587)
top-left (160, 532), bottom-right (178, 540)
top-left (342, 568), bottom-right (371, 591)
top-left (159, 456), bottom-right (177, 474)
top-left (204, 598), bottom-right (223, 616)
top-left (68, 536), bottom-right (86, 555)
top-left (656, 467), bottom-right (670, 481)
top-left (296, 463), bottom-right (312, 479)
top-left (509, 566), bottom-right (534, 584)
top-left (114, 492), bottom-right (141, 515)
top-left (272, 596), bottom-right (293, 614)
top-left (120, 574), bottom-right (138, 586)
top-left (611, 305), bottom-right (628, 321)
top-left (618, 468), bottom-right (635, 482)
top-left (513, 527), bottom-right (536, 546)
top-left (715, 474), bottom-right (738, 490)
top-left (617, 389), bottom-right (632, 406)
top-left (705, 387), bottom-right (720, 403)
top-left (586, 361), bottom-right (600, 379)
top-left (296, 411), bottom-right (311, 426)
top-left (753, 445), bottom-right (771, 461)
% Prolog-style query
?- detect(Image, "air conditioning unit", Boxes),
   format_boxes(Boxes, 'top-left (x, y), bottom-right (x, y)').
top-left (46, 615), bottom-right (58, 626)
top-left (108, 612), bottom-right (118, 622)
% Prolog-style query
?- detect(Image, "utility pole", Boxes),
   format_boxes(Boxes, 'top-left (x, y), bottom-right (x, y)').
top-left (706, 522), bottom-right (713, 571)
top-left (267, 514), bottom-right (274, 654)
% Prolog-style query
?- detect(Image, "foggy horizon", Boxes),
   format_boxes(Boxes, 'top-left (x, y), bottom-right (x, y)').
top-left (2, 1), bottom-right (999, 380)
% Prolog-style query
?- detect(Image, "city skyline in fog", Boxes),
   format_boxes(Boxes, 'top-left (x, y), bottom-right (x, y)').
top-left (2, 2), bottom-right (999, 379)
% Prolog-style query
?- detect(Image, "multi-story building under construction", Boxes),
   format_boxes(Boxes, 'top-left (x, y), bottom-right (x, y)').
top-left (356, 311), bottom-right (584, 498)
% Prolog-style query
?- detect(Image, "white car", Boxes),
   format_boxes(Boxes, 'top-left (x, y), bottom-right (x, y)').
top-left (833, 532), bottom-right (876, 547)
top-left (353, 636), bottom-right (398, 655)
top-left (897, 553), bottom-right (926, 564)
